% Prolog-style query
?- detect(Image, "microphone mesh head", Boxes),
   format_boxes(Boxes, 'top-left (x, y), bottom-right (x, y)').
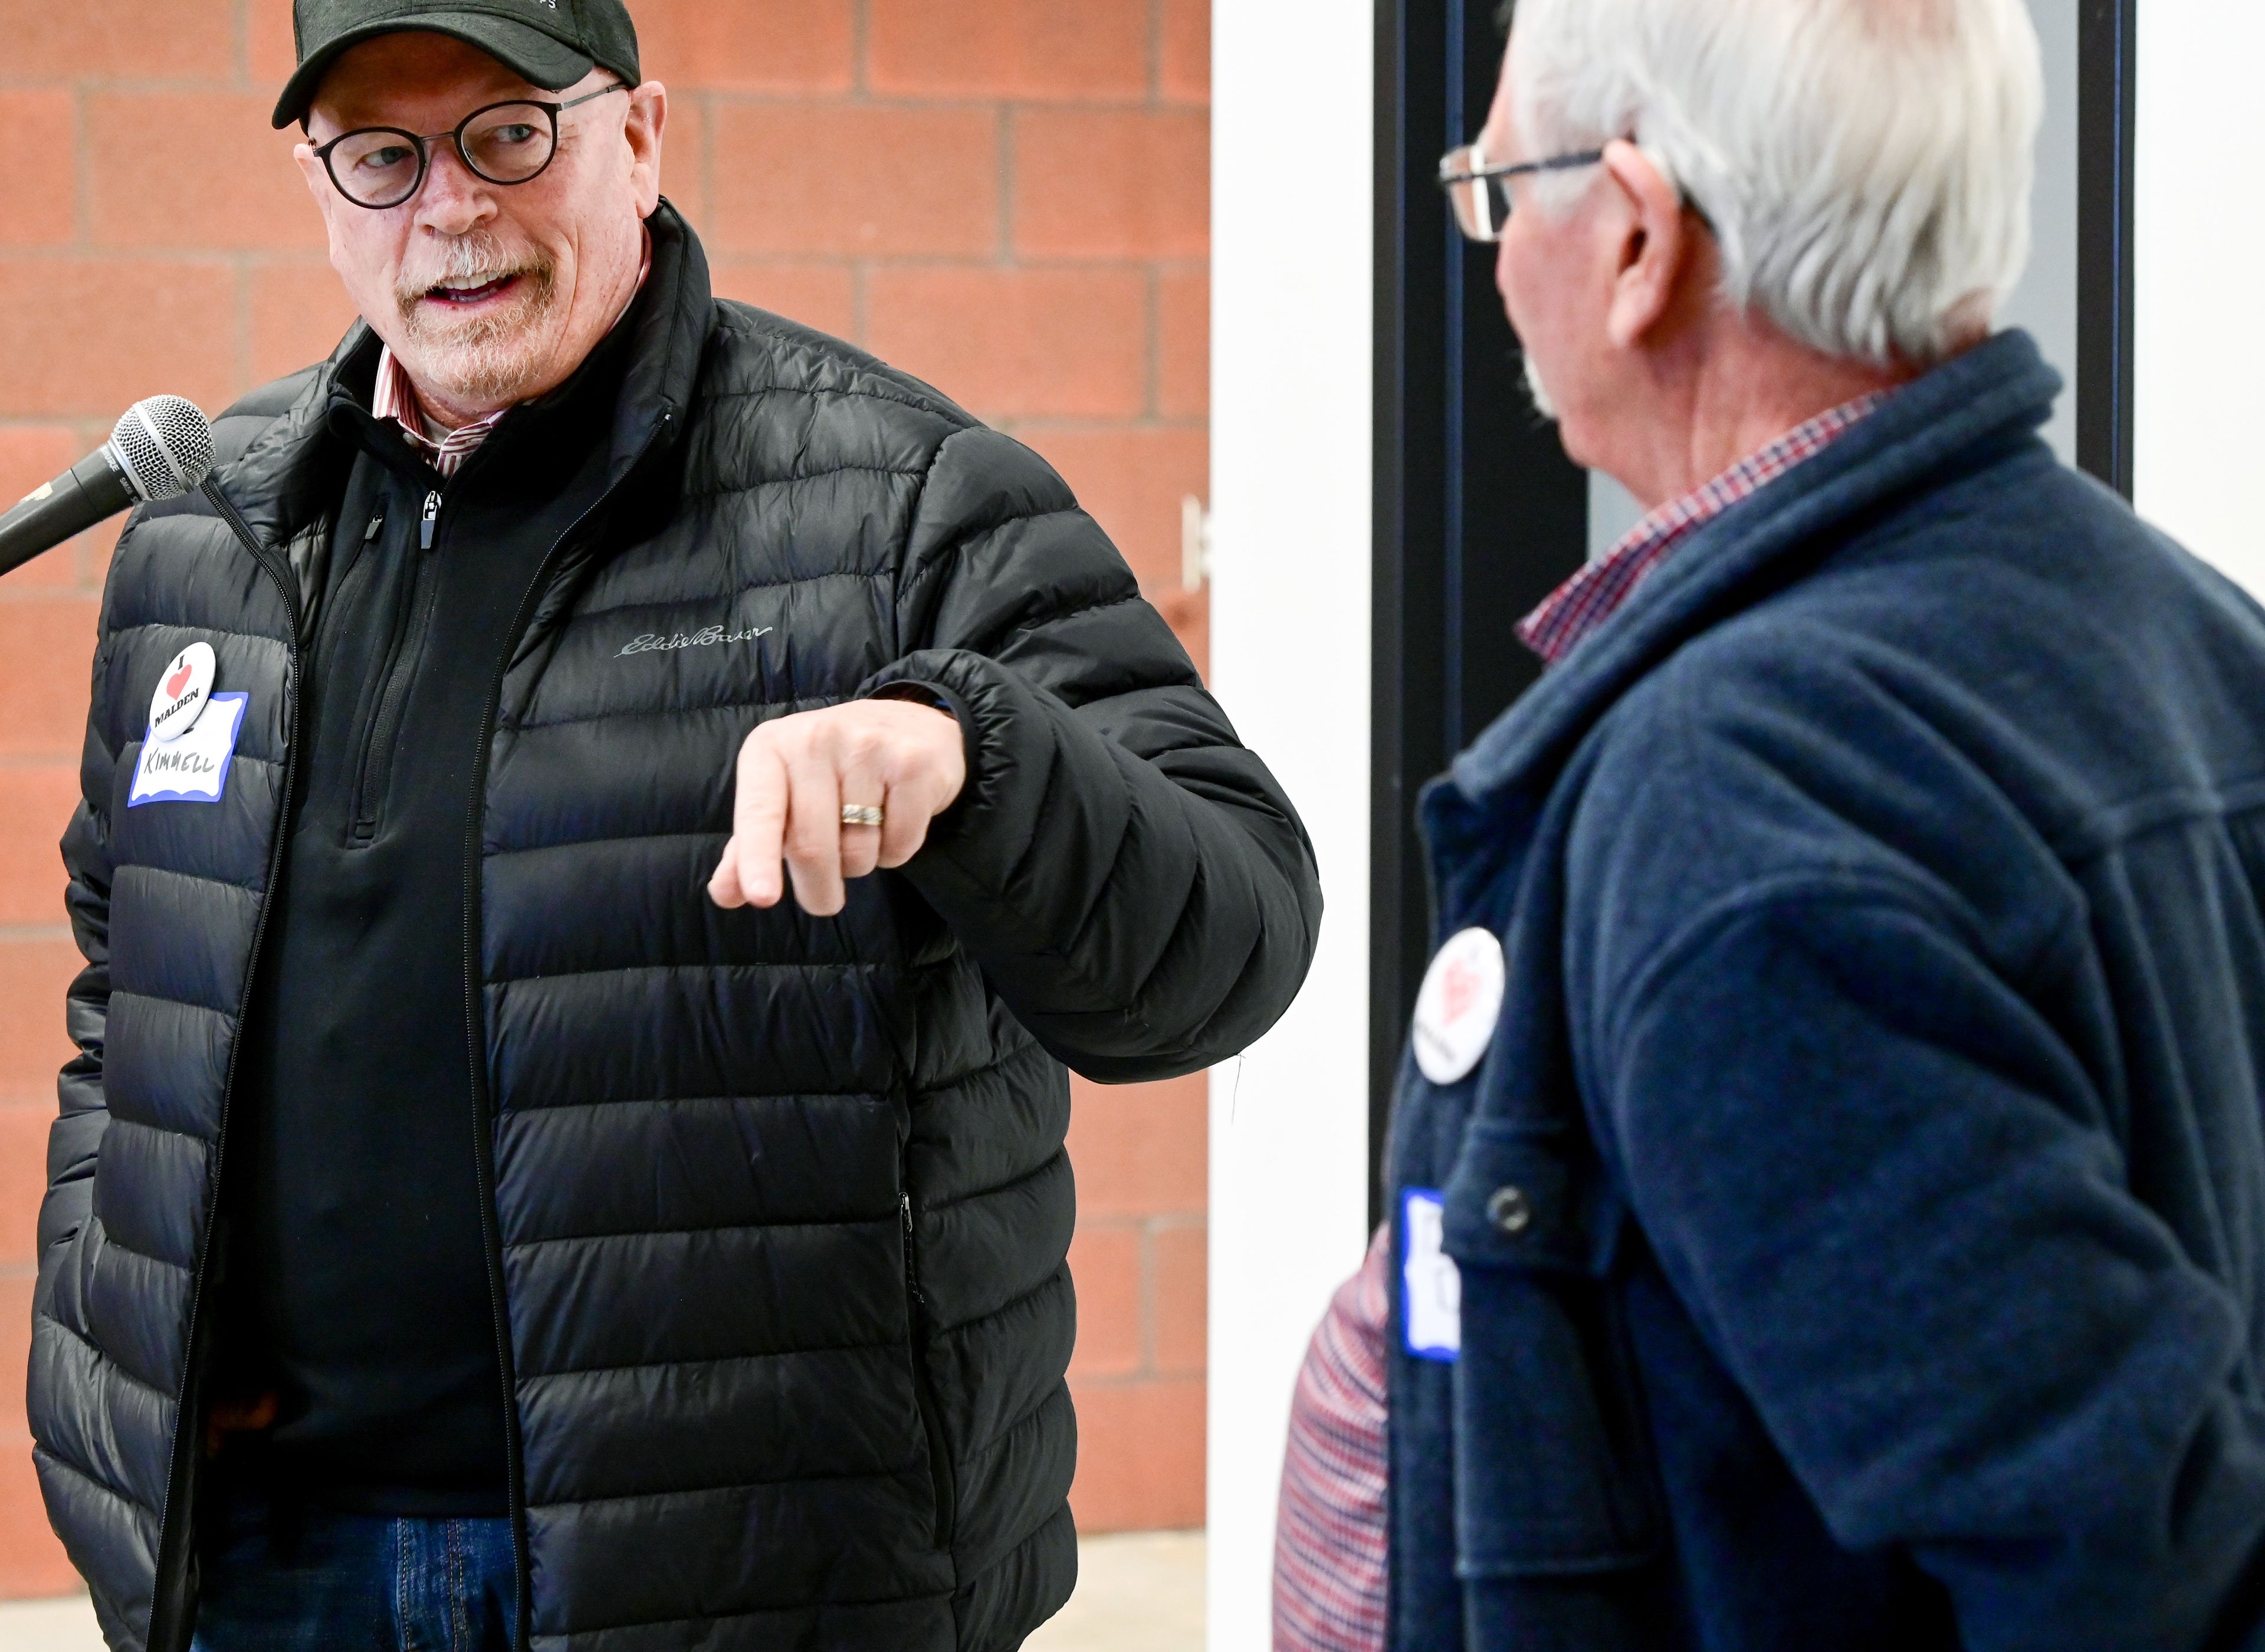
top-left (109, 396), bottom-right (215, 504)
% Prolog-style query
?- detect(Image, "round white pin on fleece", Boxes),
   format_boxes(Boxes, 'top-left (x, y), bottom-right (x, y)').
top-left (1411, 926), bottom-right (1506, 1085)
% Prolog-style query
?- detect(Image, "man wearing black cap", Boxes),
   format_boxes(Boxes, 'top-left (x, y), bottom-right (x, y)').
top-left (25, 4), bottom-right (1321, 1650)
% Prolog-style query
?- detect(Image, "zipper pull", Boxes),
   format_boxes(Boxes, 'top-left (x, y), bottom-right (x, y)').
top-left (901, 1193), bottom-right (925, 1302)
top-left (419, 490), bottom-right (441, 551)
top-left (363, 511), bottom-right (384, 543)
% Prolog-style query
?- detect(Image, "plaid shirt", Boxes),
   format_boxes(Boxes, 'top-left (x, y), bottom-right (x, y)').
top-left (1270, 393), bottom-right (1888, 1652)
top-left (1274, 1229), bottom-right (1392, 1652)
top-left (1516, 392), bottom-right (1885, 666)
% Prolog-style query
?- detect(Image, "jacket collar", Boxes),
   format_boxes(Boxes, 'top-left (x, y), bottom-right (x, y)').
top-left (1435, 329), bottom-right (2063, 840)
top-left (211, 198), bottom-right (714, 565)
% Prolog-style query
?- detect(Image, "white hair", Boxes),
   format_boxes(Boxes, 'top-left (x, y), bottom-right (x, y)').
top-left (1507, 0), bottom-right (2043, 366)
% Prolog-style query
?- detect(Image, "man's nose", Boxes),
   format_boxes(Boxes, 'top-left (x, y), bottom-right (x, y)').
top-left (413, 141), bottom-right (496, 234)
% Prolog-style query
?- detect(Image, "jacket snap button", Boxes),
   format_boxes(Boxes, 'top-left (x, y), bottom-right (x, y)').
top-left (1488, 1185), bottom-right (1532, 1235)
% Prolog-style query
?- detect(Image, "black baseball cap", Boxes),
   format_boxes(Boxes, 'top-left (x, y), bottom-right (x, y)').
top-left (273, 0), bottom-right (641, 129)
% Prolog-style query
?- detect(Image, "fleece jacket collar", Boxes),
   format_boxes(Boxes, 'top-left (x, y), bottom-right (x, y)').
top-left (1436, 330), bottom-right (2065, 845)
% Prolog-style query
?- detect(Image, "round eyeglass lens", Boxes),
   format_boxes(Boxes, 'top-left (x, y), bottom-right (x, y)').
top-left (329, 130), bottom-right (425, 208)
top-left (461, 104), bottom-right (557, 184)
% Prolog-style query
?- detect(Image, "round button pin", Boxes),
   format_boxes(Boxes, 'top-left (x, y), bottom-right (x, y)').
top-left (1410, 926), bottom-right (1506, 1085)
top-left (149, 642), bottom-right (216, 744)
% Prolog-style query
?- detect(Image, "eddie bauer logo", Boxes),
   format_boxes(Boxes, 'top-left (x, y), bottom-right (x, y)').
top-left (616, 623), bottom-right (774, 658)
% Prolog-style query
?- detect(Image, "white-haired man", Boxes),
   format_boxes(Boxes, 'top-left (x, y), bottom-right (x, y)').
top-left (1378, 1), bottom-right (2265, 1647)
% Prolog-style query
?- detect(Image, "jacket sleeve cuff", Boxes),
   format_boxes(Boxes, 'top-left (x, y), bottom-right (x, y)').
top-left (858, 648), bottom-right (1043, 869)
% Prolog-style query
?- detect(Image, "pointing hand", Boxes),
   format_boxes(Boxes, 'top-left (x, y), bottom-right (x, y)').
top-left (708, 698), bottom-right (966, 916)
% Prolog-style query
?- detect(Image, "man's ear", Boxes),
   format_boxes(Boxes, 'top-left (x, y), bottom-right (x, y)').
top-left (1600, 138), bottom-right (1695, 350)
top-left (293, 139), bottom-right (331, 209)
top-left (625, 81), bottom-right (667, 215)
top-left (291, 139), bottom-right (352, 269)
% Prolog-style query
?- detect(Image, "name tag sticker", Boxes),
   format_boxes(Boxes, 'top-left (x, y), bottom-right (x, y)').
top-left (129, 692), bottom-right (248, 807)
top-left (1403, 1188), bottom-right (1462, 1361)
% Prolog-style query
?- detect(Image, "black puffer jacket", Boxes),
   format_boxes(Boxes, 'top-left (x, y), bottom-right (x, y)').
top-left (28, 206), bottom-right (1320, 1651)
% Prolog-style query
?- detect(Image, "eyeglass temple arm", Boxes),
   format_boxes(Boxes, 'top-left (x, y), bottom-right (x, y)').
top-left (1439, 147), bottom-right (1608, 185)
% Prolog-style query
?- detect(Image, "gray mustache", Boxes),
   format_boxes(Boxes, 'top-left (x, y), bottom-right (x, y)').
top-left (397, 235), bottom-right (550, 301)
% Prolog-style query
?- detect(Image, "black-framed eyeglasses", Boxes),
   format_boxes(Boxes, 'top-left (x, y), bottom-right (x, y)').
top-left (1437, 143), bottom-right (1606, 243)
top-left (311, 83), bottom-right (630, 210)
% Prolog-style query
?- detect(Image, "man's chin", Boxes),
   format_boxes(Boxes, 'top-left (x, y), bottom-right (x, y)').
top-left (395, 335), bottom-right (554, 415)
top-left (396, 304), bottom-right (562, 412)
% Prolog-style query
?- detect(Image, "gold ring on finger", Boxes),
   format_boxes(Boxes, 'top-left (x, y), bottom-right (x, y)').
top-left (840, 803), bottom-right (885, 828)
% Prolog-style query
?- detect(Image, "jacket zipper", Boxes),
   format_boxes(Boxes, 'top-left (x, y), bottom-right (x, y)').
top-left (461, 419), bottom-right (669, 1652)
top-left (146, 480), bottom-right (307, 1652)
top-left (346, 488), bottom-right (442, 843)
top-left (901, 1188), bottom-right (957, 1549)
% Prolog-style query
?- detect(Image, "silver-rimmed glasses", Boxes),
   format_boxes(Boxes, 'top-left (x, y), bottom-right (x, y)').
top-left (1437, 143), bottom-right (1607, 242)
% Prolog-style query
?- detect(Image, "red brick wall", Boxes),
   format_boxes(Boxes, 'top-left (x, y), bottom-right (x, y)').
top-left (0, 0), bottom-right (1210, 1597)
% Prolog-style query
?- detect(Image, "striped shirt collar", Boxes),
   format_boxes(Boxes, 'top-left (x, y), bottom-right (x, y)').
top-left (373, 228), bottom-right (653, 480)
top-left (1515, 390), bottom-right (1887, 668)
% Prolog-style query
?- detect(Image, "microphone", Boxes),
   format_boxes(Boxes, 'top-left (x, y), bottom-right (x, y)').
top-left (0, 396), bottom-right (216, 579)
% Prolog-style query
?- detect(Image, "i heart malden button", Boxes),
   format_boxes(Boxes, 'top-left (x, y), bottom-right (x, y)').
top-left (1411, 926), bottom-right (1506, 1085)
top-left (149, 641), bottom-right (216, 744)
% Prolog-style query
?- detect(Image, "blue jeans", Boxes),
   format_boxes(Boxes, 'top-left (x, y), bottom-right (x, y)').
top-left (189, 1489), bottom-right (517, 1652)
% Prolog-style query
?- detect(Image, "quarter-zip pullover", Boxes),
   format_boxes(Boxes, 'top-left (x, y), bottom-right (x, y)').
top-left (215, 306), bottom-right (639, 1515)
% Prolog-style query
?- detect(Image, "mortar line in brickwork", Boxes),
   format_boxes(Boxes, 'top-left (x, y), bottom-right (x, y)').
top-left (1062, 1369), bottom-right (1199, 1393)
top-left (0, 924), bottom-right (75, 941)
top-left (1003, 416), bottom-right (1210, 439)
top-left (1, 75), bottom-right (264, 95)
top-left (0, 248), bottom-right (242, 266)
top-left (849, 254), bottom-right (1159, 278)
top-left (696, 90), bottom-right (1134, 116)
top-left (70, 86), bottom-right (90, 248)
top-left (852, 0), bottom-right (872, 98)
top-left (1137, 1219), bottom-right (1160, 1376)
top-left (0, 572), bottom-right (106, 604)
top-left (1149, 0), bottom-right (1167, 104)
top-left (232, 0), bottom-right (253, 87)
top-left (233, 259), bottom-right (257, 399)
top-left (996, 105), bottom-right (1017, 265)
top-left (698, 90), bottom-right (718, 245)
top-left (850, 264), bottom-right (870, 349)
top-left (1143, 1212), bottom-right (1207, 1232)
top-left (1144, 269), bottom-right (1163, 419)
top-left (0, 571), bottom-right (109, 604)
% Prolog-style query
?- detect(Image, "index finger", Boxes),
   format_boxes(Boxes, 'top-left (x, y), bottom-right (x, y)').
top-left (717, 734), bottom-right (791, 908)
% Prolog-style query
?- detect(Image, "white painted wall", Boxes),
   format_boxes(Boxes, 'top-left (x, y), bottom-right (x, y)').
top-left (2132, 10), bottom-right (2265, 593)
top-left (1206, 0), bottom-right (1375, 1645)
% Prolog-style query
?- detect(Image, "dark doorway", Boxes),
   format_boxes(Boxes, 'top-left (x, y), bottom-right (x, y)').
top-left (1368, 0), bottom-right (1587, 1224)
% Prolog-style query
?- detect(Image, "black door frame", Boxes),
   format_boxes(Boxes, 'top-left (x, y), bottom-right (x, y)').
top-left (2077, 0), bottom-right (2138, 498)
top-left (1369, 0), bottom-right (1588, 1226)
top-left (1367, 0), bottom-right (2141, 1224)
